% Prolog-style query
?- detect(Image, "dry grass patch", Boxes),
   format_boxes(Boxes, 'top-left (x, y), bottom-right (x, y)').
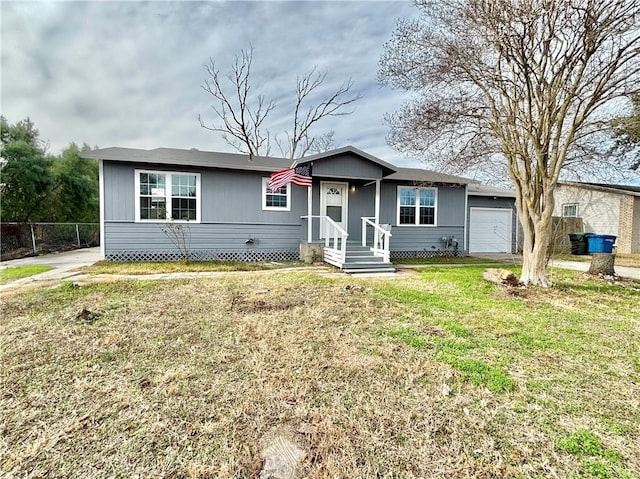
top-left (1, 268), bottom-right (638, 478)
top-left (81, 260), bottom-right (302, 275)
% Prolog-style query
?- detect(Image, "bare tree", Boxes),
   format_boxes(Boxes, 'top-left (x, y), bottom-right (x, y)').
top-left (199, 49), bottom-right (275, 157)
top-left (200, 48), bottom-right (361, 160)
top-left (379, 0), bottom-right (640, 286)
top-left (611, 94), bottom-right (640, 170)
top-left (310, 130), bottom-right (337, 155)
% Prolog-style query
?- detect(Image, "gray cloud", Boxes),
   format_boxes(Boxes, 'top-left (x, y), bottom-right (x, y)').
top-left (1, 0), bottom-right (421, 166)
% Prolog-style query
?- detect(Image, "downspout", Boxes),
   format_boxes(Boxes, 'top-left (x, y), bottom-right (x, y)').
top-left (307, 183), bottom-right (312, 243)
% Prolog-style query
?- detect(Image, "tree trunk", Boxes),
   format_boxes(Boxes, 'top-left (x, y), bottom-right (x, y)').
top-left (519, 217), bottom-right (552, 287)
top-left (588, 253), bottom-right (616, 276)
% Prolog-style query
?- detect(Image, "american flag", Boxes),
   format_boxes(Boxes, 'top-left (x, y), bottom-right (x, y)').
top-left (268, 164), bottom-right (312, 190)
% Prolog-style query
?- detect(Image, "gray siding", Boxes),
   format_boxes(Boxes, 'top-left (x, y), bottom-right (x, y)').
top-left (201, 169), bottom-right (307, 223)
top-left (379, 182), bottom-right (466, 227)
top-left (103, 161), bottom-right (307, 224)
top-left (346, 183), bottom-right (376, 242)
top-left (104, 222), bottom-right (300, 261)
top-left (103, 160), bottom-right (306, 261)
top-left (390, 226), bottom-right (465, 254)
top-left (311, 153), bottom-right (384, 180)
top-left (467, 195), bottom-right (519, 252)
top-left (103, 162), bottom-right (135, 221)
top-left (378, 181), bottom-right (467, 253)
top-left (105, 222), bottom-right (299, 250)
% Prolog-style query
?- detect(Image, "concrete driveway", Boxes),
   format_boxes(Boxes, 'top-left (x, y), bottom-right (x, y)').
top-left (1, 247), bottom-right (102, 282)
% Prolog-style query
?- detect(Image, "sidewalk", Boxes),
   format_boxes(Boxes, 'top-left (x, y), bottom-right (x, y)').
top-left (470, 253), bottom-right (640, 280)
top-left (548, 259), bottom-right (640, 280)
top-left (1, 248), bottom-right (638, 292)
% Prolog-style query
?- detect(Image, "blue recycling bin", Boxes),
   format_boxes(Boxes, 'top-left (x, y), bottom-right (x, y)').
top-left (587, 234), bottom-right (616, 254)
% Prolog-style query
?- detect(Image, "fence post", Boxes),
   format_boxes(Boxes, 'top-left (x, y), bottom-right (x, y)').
top-left (76, 223), bottom-right (81, 247)
top-left (30, 224), bottom-right (37, 254)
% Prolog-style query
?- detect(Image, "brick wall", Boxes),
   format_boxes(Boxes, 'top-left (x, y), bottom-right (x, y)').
top-left (617, 196), bottom-right (640, 254)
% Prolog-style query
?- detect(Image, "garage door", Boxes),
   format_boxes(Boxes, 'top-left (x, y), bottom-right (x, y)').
top-left (469, 208), bottom-right (512, 253)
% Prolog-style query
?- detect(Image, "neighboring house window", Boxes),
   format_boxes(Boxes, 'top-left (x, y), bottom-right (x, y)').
top-left (397, 186), bottom-right (437, 226)
top-left (262, 178), bottom-right (291, 211)
top-left (563, 203), bottom-right (578, 217)
top-left (135, 170), bottom-right (201, 222)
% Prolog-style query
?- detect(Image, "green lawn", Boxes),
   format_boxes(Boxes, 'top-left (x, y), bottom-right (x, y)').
top-left (1, 267), bottom-right (638, 478)
top-left (394, 255), bottom-right (507, 265)
top-left (0, 265), bottom-right (53, 284)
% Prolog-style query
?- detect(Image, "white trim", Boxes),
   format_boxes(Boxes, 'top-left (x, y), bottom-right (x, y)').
top-left (307, 185), bottom-right (313, 242)
top-left (134, 169), bottom-right (201, 223)
top-left (374, 180), bottom-right (381, 225)
top-left (463, 184), bottom-right (468, 251)
top-left (396, 185), bottom-right (438, 227)
top-left (319, 181), bottom-right (349, 238)
top-left (261, 177), bottom-right (291, 211)
top-left (99, 159), bottom-right (105, 258)
top-left (468, 207), bottom-right (513, 253)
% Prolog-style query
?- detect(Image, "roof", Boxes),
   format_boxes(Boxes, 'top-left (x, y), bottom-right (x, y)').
top-left (386, 167), bottom-right (474, 185)
top-left (81, 147), bottom-right (291, 173)
top-left (559, 181), bottom-right (640, 197)
top-left (82, 145), bottom-right (473, 184)
top-left (467, 183), bottom-right (516, 197)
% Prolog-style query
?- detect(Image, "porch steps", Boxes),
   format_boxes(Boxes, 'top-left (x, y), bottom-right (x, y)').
top-left (339, 242), bottom-right (396, 274)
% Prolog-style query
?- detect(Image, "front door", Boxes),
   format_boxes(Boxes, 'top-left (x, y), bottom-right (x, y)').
top-left (320, 181), bottom-right (348, 238)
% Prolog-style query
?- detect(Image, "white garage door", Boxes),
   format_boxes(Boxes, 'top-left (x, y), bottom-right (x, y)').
top-left (469, 208), bottom-right (512, 253)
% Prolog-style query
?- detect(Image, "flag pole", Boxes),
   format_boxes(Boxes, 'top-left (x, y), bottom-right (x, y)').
top-left (307, 183), bottom-right (313, 243)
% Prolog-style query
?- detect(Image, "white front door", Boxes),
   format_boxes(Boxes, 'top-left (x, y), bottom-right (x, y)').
top-left (320, 182), bottom-right (348, 238)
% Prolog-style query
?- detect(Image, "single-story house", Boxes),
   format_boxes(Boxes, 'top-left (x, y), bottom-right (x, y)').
top-left (553, 181), bottom-right (640, 254)
top-left (82, 146), bottom-right (518, 272)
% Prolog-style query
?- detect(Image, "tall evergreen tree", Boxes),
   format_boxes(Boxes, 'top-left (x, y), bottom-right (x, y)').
top-left (1, 116), bottom-right (55, 222)
top-left (1, 117), bottom-right (99, 223)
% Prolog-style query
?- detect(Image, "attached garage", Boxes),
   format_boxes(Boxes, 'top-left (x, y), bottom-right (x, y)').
top-left (469, 207), bottom-right (513, 253)
top-left (467, 184), bottom-right (518, 254)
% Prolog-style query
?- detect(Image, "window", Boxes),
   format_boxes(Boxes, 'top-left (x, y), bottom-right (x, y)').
top-left (262, 178), bottom-right (291, 211)
top-left (397, 186), bottom-right (437, 226)
top-left (563, 203), bottom-right (578, 217)
top-left (135, 170), bottom-right (200, 222)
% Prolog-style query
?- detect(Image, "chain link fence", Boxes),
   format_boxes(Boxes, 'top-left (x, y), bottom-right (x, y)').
top-left (1, 223), bottom-right (100, 261)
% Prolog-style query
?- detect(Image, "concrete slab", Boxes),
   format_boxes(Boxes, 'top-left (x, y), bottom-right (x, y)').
top-left (0, 247), bottom-right (102, 288)
top-left (1, 247), bottom-right (102, 270)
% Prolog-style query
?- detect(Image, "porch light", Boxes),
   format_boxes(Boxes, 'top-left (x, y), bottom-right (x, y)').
top-left (350, 185), bottom-right (356, 192)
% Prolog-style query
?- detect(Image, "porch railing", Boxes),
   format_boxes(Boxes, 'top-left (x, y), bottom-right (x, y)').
top-left (301, 215), bottom-right (349, 267)
top-left (361, 217), bottom-right (392, 263)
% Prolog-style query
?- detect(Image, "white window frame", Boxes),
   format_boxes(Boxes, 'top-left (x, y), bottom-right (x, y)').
top-left (563, 203), bottom-right (578, 217)
top-left (396, 186), bottom-right (438, 226)
top-left (135, 169), bottom-right (201, 223)
top-left (262, 177), bottom-right (291, 211)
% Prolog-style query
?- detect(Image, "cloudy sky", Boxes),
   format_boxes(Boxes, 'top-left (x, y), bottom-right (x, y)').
top-left (1, 0), bottom-right (426, 167)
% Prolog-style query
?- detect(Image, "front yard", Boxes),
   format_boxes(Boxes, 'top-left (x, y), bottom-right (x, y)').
top-left (1, 267), bottom-right (638, 478)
